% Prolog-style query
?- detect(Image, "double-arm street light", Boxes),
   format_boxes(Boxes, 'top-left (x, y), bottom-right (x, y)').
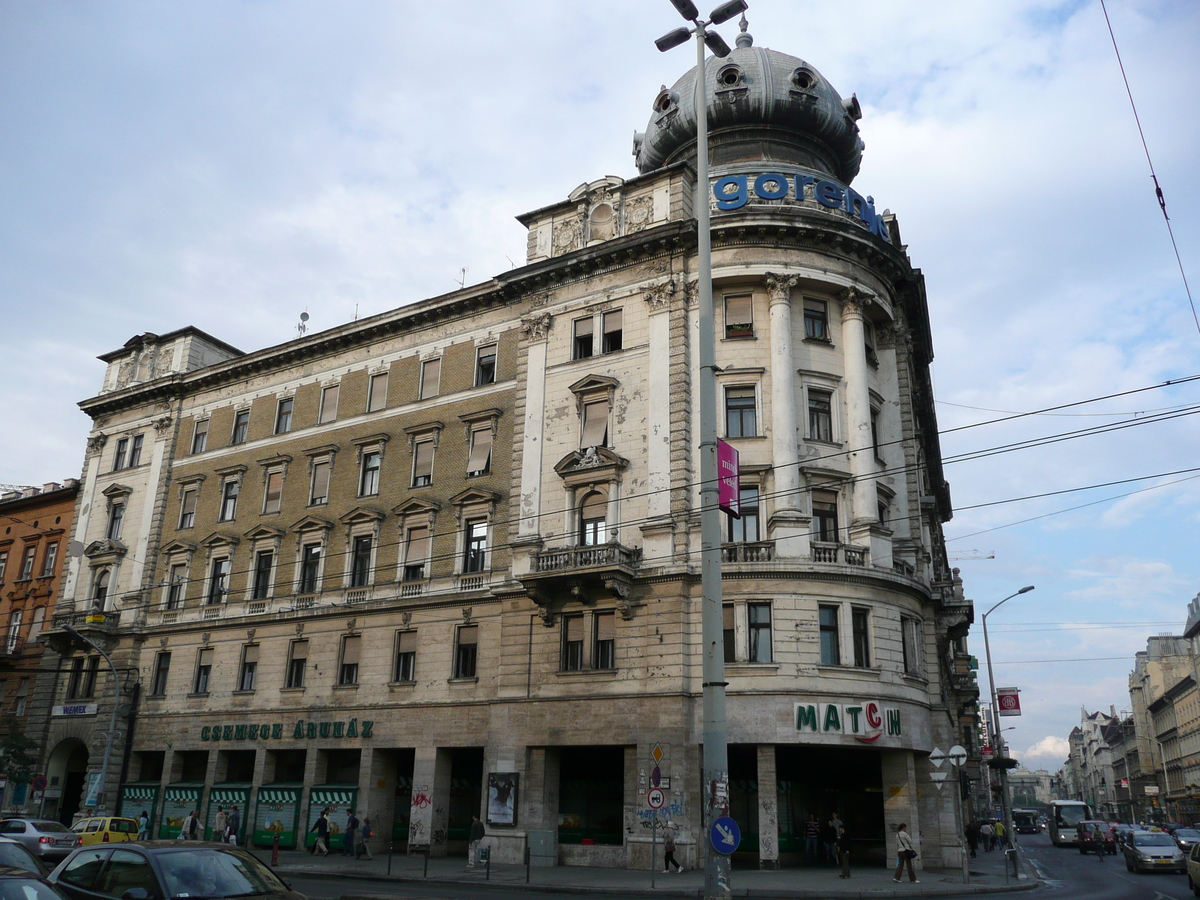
top-left (63, 624), bottom-right (122, 815)
top-left (982, 585), bottom-right (1034, 851)
top-left (653, 2), bottom-right (746, 897)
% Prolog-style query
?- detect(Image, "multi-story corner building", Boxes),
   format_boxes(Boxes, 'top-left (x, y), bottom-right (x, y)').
top-left (0, 479), bottom-right (79, 812)
top-left (39, 26), bottom-right (978, 871)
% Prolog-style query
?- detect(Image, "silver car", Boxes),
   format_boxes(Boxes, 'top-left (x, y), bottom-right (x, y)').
top-left (0, 820), bottom-right (81, 862)
top-left (1123, 830), bottom-right (1187, 874)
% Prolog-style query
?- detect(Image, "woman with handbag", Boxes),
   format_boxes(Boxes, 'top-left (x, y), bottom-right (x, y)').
top-left (893, 823), bottom-right (919, 883)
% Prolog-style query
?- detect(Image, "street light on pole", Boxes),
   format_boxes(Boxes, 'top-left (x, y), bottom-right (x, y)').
top-left (982, 585), bottom-right (1034, 853)
top-left (63, 624), bottom-right (122, 815)
top-left (653, 2), bottom-right (745, 897)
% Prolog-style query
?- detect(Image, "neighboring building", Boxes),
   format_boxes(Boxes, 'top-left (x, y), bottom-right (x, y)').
top-left (1008, 767), bottom-right (1051, 809)
top-left (38, 24), bottom-right (978, 871)
top-left (0, 479), bottom-right (79, 812)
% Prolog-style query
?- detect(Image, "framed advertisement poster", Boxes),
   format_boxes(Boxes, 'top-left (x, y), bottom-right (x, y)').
top-left (487, 772), bottom-right (518, 826)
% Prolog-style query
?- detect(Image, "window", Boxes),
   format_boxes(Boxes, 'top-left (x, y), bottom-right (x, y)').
top-left (5, 610), bottom-right (22, 654)
top-left (39, 542), bottom-right (58, 578)
top-left (92, 570), bottom-right (110, 608)
top-left (864, 319), bottom-right (878, 364)
top-left (128, 434), bottom-right (143, 467)
top-left (454, 624), bottom-right (478, 678)
top-left (394, 631), bottom-right (417, 682)
top-left (207, 558), bottom-right (230, 605)
top-left (804, 299), bottom-right (829, 340)
top-left (594, 611), bottom-right (615, 669)
top-left (819, 605), bottom-right (840, 665)
top-left (359, 451), bottom-right (381, 496)
top-left (466, 427), bottom-right (493, 476)
top-left (113, 438), bottom-right (128, 471)
top-left (724, 294), bottom-right (753, 338)
top-left (350, 536), bottom-right (372, 587)
top-left (20, 545), bottom-right (36, 580)
top-left (871, 408), bottom-right (881, 459)
top-left (573, 318), bottom-right (594, 359)
top-left (411, 440), bottom-right (434, 487)
top-left (852, 608), bottom-right (871, 667)
top-left (14, 679), bottom-right (28, 717)
top-left (166, 563), bottom-right (187, 609)
top-left (339, 635), bottom-right (361, 685)
top-left (808, 390), bottom-right (833, 441)
top-left (27, 607), bottom-right (45, 642)
top-left (151, 652), bottom-right (171, 696)
top-left (82, 655), bottom-right (100, 698)
top-left (231, 410), bottom-right (250, 444)
top-left (724, 386), bottom-right (757, 437)
top-left (298, 544), bottom-right (321, 594)
top-left (463, 519), bottom-right (487, 573)
top-left (96, 849), bottom-right (156, 898)
top-left (580, 398), bottom-right (609, 448)
top-left (238, 645), bottom-right (258, 691)
top-left (579, 492), bottom-right (606, 546)
top-left (263, 471), bottom-right (283, 514)
top-left (367, 373), bottom-right (389, 412)
top-left (602, 310), bottom-right (623, 353)
top-left (403, 526), bottom-right (430, 581)
top-left (66, 657), bottom-right (86, 699)
top-left (319, 385), bottom-right (340, 424)
top-left (194, 648), bottom-right (213, 693)
top-left (310, 460), bottom-right (331, 505)
top-left (420, 358), bottom-right (441, 399)
top-left (475, 345), bottom-right (497, 386)
top-left (251, 551), bottom-right (273, 600)
top-left (811, 490), bottom-right (839, 543)
top-left (727, 486), bottom-right (759, 543)
top-left (191, 419), bottom-right (208, 454)
top-left (562, 615), bottom-right (584, 671)
top-left (723, 604), bottom-right (736, 664)
top-left (286, 640), bottom-right (308, 688)
top-left (0, 551), bottom-right (6, 584)
top-left (107, 503), bottom-right (125, 541)
top-left (219, 479), bottom-right (239, 522)
top-left (748, 602), bottom-right (772, 663)
top-left (901, 616), bottom-right (923, 676)
top-left (179, 487), bottom-right (197, 529)
top-left (274, 398), bottom-right (293, 434)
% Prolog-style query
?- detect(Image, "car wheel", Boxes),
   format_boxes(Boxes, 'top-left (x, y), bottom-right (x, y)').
top-left (1126, 859), bottom-right (1134, 872)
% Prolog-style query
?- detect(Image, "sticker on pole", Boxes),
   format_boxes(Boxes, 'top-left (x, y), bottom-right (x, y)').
top-left (710, 816), bottom-right (741, 854)
top-left (647, 788), bottom-right (666, 810)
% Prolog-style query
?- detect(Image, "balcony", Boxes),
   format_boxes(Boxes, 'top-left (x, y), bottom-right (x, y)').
top-left (721, 541), bottom-right (775, 564)
top-left (520, 541), bottom-right (641, 621)
top-left (40, 608), bottom-right (123, 654)
top-left (811, 542), bottom-right (867, 566)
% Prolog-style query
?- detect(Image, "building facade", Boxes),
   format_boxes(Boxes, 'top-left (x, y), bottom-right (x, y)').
top-left (38, 27), bottom-right (978, 871)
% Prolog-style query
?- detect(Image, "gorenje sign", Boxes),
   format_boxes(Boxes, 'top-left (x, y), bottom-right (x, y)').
top-left (713, 172), bottom-right (890, 240)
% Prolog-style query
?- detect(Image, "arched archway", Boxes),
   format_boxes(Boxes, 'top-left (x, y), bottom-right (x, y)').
top-left (45, 739), bottom-right (89, 824)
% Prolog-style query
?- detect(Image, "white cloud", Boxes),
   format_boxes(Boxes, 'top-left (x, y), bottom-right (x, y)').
top-left (1025, 736), bottom-right (1070, 761)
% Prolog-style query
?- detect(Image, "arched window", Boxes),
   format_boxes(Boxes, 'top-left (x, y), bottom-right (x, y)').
top-left (92, 570), bottom-right (110, 609)
top-left (579, 492), bottom-right (607, 547)
top-left (28, 607), bottom-right (46, 641)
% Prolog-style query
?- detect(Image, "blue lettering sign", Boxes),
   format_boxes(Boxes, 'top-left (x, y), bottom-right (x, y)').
top-left (753, 173), bottom-right (789, 200)
top-left (713, 175), bottom-right (748, 210)
top-left (814, 180), bottom-right (844, 208)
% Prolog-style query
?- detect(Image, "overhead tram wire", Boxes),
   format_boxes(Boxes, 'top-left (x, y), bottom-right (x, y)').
top-left (1100, 0), bottom-right (1198, 337)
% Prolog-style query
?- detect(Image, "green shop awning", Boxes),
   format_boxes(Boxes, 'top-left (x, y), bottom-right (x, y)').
top-left (120, 784), bottom-right (159, 801)
top-left (209, 785), bottom-right (251, 803)
top-left (308, 786), bottom-right (357, 806)
top-left (164, 784), bottom-right (204, 801)
top-left (258, 787), bottom-right (301, 803)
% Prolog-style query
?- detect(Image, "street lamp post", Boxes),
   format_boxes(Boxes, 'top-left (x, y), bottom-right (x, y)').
top-left (982, 585), bottom-right (1034, 854)
top-left (653, 3), bottom-right (746, 898)
top-left (63, 624), bottom-right (122, 815)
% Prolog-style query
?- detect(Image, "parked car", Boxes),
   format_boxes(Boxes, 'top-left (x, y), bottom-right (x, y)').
top-left (1176, 828), bottom-right (1200, 853)
top-left (69, 818), bottom-right (140, 846)
top-left (1187, 843), bottom-right (1200, 895)
top-left (0, 821), bottom-right (82, 863)
top-left (0, 865), bottom-right (71, 900)
top-left (0, 839), bottom-right (51, 876)
top-left (49, 842), bottom-right (306, 900)
top-left (1124, 830), bottom-right (1187, 873)
top-left (1077, 820), bottom-right (1117, 855)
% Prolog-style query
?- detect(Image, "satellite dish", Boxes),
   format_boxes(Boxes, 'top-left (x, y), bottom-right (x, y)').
top-left (300, 312), bottom-right (310, 322)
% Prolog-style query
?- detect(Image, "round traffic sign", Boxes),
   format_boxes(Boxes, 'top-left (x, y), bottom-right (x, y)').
top-left (647, 788), bottom-right (666, 809)
top-left (30, 775), bottom-right (48, 792)
top-left (948, 745), bottom-right (968, 766)
top-left (711, 816), bottom-right (741, 854)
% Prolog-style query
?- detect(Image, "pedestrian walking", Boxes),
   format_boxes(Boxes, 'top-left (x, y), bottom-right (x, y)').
top-left (312, 809), bottom-right (330, 856)
top-left (137, 810), bottom-right (149, 842)
top-left (226, 807), bottom-right (240, 845)
top-left (804, 813), bottom-right (820, 864)
top-left (467, 815), bottom-right (485, 868)
top-left (662, 821), bottom-right (683, 873)
top-left (821, 816), bottom-right (837, 864)
top-left (179, 810), bottom-right (199, 841)
top-left (213, 807), bottom-right (227, 843)
top-left (980, 820), bottom-right (995, 851)
top-left (965, 819), bottom-right (980, 858)
top-left (994, 820), bottom-right (1006, 849)
top-left (356, 816), bottom-right (374, 860)
top-left (837, 826), bottom-right (852, 878)
top-left (893, 823), bottom-right (919, 883)
top-left (343, 809), bottom-right (359, 857)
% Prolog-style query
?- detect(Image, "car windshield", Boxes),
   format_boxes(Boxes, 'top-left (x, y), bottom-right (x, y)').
top-left (157, 849), bottom-right (286, 899)
top-left (31, 823), bottom-right (71, 834)
top-left (1056, 806), bottom-right (1089, 827)
top-left (1135, 833), bottom-right (1177, 847)
top-left (0, 840), bottom-right (49, 875)
top-left (0, 878), bottom-right (67, 900)
top-left (1177, 829), bottom-right (1200, 839)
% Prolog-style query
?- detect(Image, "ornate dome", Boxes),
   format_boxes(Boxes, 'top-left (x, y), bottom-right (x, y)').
top-left (633, 25), bottom-right (864, 184)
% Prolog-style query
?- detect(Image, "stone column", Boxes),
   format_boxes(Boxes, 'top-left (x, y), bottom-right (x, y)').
top-left (839, 289), bottom-right (878, 546)
top-left (409, 747), bottom-right (452, 856)
top-left (361, 749), bottom-right (397, 849)
top-left (513, 313), bottom-right (551, 576)
top-left (756, 745), bottom-right (780, 869)
top-left (764, 273), bottom-right (808, 557)
top-left (882, 750), bottom-right (920, 870)
top-left (640, 281), bottom-right (676, 562)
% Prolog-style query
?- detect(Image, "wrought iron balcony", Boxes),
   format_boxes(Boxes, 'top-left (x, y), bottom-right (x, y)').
top-left (520, 541), bottom-right (641, 620)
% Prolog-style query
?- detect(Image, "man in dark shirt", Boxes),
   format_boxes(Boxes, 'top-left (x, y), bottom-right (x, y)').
top-left (467, 815), bottom-right (486, 868)
top-left (344, 809), bottom-right (359, 857)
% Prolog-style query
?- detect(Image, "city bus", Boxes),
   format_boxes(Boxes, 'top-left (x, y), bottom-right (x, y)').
top-left (1048, 800), bottom-right (1092, 846)
top-left (1012, 809), bottom-right (1041, 834)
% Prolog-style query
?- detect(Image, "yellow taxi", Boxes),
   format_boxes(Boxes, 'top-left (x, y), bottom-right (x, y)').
top-left (70, 816), bottom-right (141, 845)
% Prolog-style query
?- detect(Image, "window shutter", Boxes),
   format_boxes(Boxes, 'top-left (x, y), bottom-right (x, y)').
top-left (595, 612), bottom-right (615, 642)
top-left (342, 635), bottom-right (361, 666)
top-left (581, 399), bottom-right (609, 447)
top-left (291, 640), bottom-right (309, 661)
top-left (565, 616), bottom-right (583, 643)
top-left (603, 309), bottom-right (622, 333)
top-left (369, 373), bottom-right (389, 411)
top-left (181, 489), bottom-right (197, 518)
top-left (421, 359), bottom-right (441, 398)
top-left (198, 648), bottom-right (213, 667)
top-left (458, 625), bottom-right (478, 647)
top-left (320, 385), bottom-right (339, 423)
top-left (406, 527), bottom-right (430, 562)
top-left (243, 645), bottom-right (259, 665)
top-left (413, 441), bottom-right (434, 480)
top-left (311, 462), bottom-right (330, 501)
top-left (265, 471), bottom-right (283, 511)
top-left (398, 631), bottom-right (417, 654)
top-left (726, 295), bottom-right (752, 325)
top-left (466, 428), bottom-right (493, 473)
top-left (574, 318), bottom-right (593, 338)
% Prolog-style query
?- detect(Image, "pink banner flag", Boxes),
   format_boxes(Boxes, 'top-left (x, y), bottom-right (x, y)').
top-left (717, 439), bottom-right (740, 519)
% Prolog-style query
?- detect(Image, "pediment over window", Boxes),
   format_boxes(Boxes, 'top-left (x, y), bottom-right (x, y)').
top-left (448, 488), bottom-right (503, 508)
top-left (84, 539), bottom-right (127, 561)
top-left (161, 539), bottom-right (197, 556)
top-left (242, 525), bottom-right (285, 542)
top-left (392, 498), bottom-right (441, 517)
top-left (290, 515), bottom-right (335, 534)
top-left (200, 531), bottom-right (241, 549)
top-left (568, 374), bottom-right (619, 397)
top-left (101, 483), bottom-right (134, 501)
top-left (554, 447), bottom-right (628, 488)
top-left (339, 506), bottom-right (386, 526)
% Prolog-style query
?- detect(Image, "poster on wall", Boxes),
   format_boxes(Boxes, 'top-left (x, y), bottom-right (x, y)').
top-left (487, 773), bottom-right (518, 826)
top-left (254, 786), bottom-right (301, 849)
top-left (158, 784), bottom-right (203, 839)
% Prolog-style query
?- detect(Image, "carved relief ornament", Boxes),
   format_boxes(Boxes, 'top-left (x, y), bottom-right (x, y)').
top-left (521, 312), bottom-right (552, 341)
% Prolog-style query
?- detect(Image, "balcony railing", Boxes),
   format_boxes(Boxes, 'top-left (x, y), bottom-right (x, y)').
top-left (811, 542), bottom-right (867, 566)
top-left (457, 574), bottom-right (489, 592)
top-left (720, 541), bottom-right (775, 564)
top-left (534, 543), bottom-right (640, 574)
top-left (52, 609), bottom-right (121, 630)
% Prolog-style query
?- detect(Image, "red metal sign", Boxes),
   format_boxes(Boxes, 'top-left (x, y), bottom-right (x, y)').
top-left (996, 687), bottom-right (1021, 717)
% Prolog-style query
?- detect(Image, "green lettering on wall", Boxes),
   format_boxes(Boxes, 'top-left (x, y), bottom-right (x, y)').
top-left (347, 719), bottom-right (358, 737)
top-left (223, 725), bottom-right (234, 740)
top-left (846, 706), bottom-right (863, 731)
top-left (361, 720), bottom-right (373, 738)
top-left (333, 722), bottom-right (344, 738)
top-left (201, 726), bottom-right (210, 740)
top-left (307, 722), bottom-right (317, 739)
top-left (796, 705), bottom-right (818, 732)
top-left (234, 725), bottom-right (247, 740)
top-left (887, 709), bottom-right (902, 736)
top-left (293, 721), bottom-right (305, 739)
top-left (823, 705), bottom-right (841, 732)
top-left (272, 723), bottom-right (283, 739)
top-left (248, 724), bottom-right (259, 740)
top-left (319, 722), bottom-right (331, 738)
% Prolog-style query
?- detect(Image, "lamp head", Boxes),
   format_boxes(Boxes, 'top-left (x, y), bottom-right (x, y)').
top-left (704, 31), bottom-right (732, 57)
top-left (708, 0), bottom-right (747, 25)
top-left (1018, 585), bottom-right (1035, 594)
top-left (669, 0), bottom-right (701, 21)
top-left (655, 27), bottom-right (692, 52)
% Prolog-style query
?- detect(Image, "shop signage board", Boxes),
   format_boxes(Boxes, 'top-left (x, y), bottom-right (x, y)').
top-left (52, 704), bottom-right (98, 717)
top-left (118, 783), bottom-right (160, 835)
top-left (717, 440), bottom-right (740, 518)
top-left (205, 785), bottom-right (251, 841)
top-left (255, 785), bottom-right (303, 849)
top-left (199, 718), bottom-right (373, 742)
top-left (305, 785), bottom-right (359, 851)
top-left (996, 688), bottom-right (1021, 717)
top-left (794, 700), bottom-right (902, 742)
top-left (158, 783), bottom-right (204, 839)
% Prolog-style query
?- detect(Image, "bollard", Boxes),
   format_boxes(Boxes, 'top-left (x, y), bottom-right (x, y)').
top-left (525, 844), bottom-right (530, 884)
top-left (423, 846), bottom-right (429, 878)
top-left (271, 833), bottom-right (279, 868)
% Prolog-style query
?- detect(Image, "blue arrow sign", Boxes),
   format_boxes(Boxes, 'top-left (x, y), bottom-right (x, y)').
top-left (710, 816), bottom-right (741, 854)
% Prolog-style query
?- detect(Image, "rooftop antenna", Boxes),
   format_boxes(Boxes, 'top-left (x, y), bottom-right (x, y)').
top-left (297, 310), bottom-right (310, 338)
top-left (457, 267), bottom-right (468, 289)
top-left (354, 303), bottom-right (359, 321)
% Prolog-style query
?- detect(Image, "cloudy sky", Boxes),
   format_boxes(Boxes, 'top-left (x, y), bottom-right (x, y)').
top-left (3, 1), bottom-right (1198, 773)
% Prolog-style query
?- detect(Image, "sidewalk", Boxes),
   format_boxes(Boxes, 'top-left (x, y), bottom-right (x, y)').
top-left (272, 844), bottom-right (1039, 898)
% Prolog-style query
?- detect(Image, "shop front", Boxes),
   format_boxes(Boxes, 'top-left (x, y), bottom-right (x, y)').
top-left (305, 785), bottom-right (359, 852)
top-left (117, 783), bottom-right (159, 834)
top-left (158, 783), bottom-right (204, 839)
top-left (205, 784), bottom-right (251, 841)
top-left (255, 785), bottom-right (303, 849)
